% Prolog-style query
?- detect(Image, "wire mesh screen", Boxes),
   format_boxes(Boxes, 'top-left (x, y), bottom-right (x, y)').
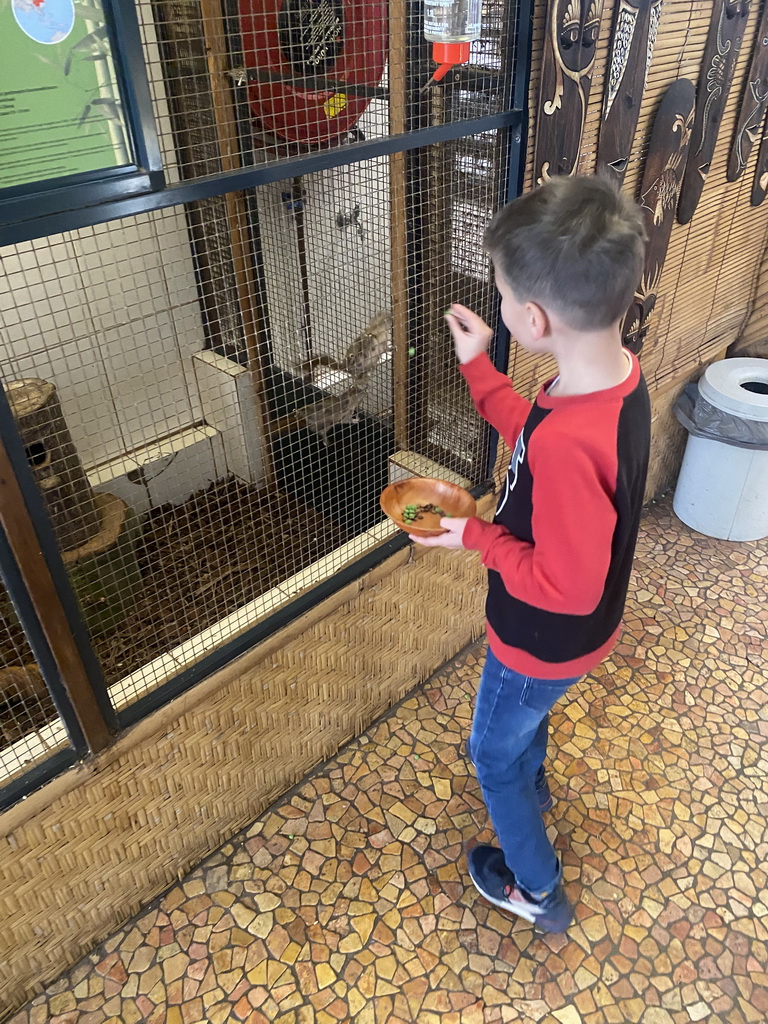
top-left (0, 585), bottom-right (68, 783)
top-left (414, 127), bottom-right (507, 476)
top-left (0, 141), bottom-right (503, 708)
top-left (135, 0), bottom-right (517, 181)
top-left (0, 0), bottom-right (517, 717)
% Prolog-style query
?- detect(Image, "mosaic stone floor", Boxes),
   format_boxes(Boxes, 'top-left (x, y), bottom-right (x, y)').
top-left (9, 500), bottom-right (768, 1024)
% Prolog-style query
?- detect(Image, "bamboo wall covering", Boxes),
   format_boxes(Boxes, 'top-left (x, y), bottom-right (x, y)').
top-left (498, 0), bottom-right (768, 499)
top-left (0, 510), bottom-right (491, 1017)
top-left (735, 235), bottom-right (768, 355)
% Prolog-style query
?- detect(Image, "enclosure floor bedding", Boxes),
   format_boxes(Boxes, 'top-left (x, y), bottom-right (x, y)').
top-left (8, 498), bottom-right (768, 1024)
top-left (0, 476), bottom-right (346, 741)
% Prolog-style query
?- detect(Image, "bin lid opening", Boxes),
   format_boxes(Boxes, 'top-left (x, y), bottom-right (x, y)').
top-left (699, 358), bottom-right (768, 422)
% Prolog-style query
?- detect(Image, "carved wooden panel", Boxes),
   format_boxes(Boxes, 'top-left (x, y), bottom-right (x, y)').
top-left (623, 79), bottom-right (696, 354)
top-left (597, 0), bottom-right (663, 184)
top-left (727, 0), bottom-right (768, 181)
top-left (750, 117), bottom-right (768, 203)
top-left (677, 0), bottom-right (751, 224)
top-left (534, 0), bottom-right (606, 183)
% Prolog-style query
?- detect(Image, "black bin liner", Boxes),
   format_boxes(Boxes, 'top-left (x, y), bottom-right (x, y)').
top-left (674, 382), bottom-right (768, 451)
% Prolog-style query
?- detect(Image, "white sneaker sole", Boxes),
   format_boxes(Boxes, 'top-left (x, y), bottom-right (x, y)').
top-left (467, 870), bottom-right (539, 924)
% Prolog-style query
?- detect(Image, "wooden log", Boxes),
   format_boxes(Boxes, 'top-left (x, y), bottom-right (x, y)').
top-left (534, 0), bottom-right (606, 183)
top-left (597, 0), bottom-right (663, 184)
top-left (0, 492), bottom-right (142, 656)
top-left (6, 379), bottom-right (101, 553)
top-left (677, 0), bottom-right (751, 224)
top-left (61, 493), bottom-right (142, 639)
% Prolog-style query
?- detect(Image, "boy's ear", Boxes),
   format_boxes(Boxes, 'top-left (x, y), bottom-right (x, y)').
top-left (526, 301), bottom-right (549, 341)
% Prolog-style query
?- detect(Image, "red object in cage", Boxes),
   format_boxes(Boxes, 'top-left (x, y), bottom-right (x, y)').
top-left (239, 0), bottom-right (388, 146)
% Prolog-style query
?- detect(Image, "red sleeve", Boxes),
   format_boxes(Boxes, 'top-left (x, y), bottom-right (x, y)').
top-left (459, 353), bottom-right (531, 449)
top-left (462, 424), bottom-right (618, 615)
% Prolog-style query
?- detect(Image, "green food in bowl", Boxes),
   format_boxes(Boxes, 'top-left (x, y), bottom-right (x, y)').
top-left (401, 502), bottom-right (453, 523)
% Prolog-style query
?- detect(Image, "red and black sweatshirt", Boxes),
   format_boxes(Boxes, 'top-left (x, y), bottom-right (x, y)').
top-left (460, 351), bottom-right (650, 680)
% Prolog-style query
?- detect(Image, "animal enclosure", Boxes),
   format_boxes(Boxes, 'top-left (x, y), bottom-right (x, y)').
top-left (0, 0), bottom-right (523, 794)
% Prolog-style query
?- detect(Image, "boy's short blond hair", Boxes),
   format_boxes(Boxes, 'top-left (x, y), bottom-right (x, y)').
top-left (484, 175), bottom-right (646, 332)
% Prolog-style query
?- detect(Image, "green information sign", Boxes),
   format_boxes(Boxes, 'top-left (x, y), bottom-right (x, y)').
top-left (0, 0), bottom-right (129, 190)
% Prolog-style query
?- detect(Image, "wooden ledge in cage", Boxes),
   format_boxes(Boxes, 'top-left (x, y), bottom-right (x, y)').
top-left (60, 492), bottom-right (143, 638)
top-left (388, 450), bottom-right (473, 489)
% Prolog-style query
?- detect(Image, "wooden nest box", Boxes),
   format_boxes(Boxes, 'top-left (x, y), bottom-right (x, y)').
top-left (4, 378), bottom-right (142, 644)
top-left (7, 378), bottom-right (102, 552)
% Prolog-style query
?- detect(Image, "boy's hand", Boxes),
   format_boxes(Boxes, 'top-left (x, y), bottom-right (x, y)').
top-left (445, 304), bottom-right (494, 364)
top-left (409, 517), bottom-right (468, 549)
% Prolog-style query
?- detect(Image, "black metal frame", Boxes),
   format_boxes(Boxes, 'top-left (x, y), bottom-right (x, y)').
top-left (488, 0), bottom-right (534, 475)
top-left (0, 113), bottom-right (522, 246)
top-left (0, 0), bottom-right (534, 805)
top-left (0, 520), bottom-right (81, 806)
top-left (0, 386), bottom-right (119, 732)
top-left (0, 527), bottom-right (84, 755)
top-left (403, 0), bottom-right (433, 454)
top-left (0, 523), bottom-right (80, 812)
top-left (0, 750), bottom-right (78, 813)
top-left (0, 0), bottom-right (164, 231)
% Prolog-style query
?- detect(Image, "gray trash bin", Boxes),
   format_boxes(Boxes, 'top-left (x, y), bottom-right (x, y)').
top-left (673, 357), bottom-right (768, 541)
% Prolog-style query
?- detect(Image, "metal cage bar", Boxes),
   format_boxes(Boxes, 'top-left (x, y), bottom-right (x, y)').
top-left (0, 113), bottom-right (522, 248)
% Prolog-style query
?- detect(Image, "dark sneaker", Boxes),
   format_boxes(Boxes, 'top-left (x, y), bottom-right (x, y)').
top-left (466, 737), bottom-right (554, 812)
top-left (467, 844), bottom-right (573, 933)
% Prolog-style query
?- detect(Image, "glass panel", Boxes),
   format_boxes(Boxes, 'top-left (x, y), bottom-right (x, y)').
top-left (0, 0), bottom-right (131, 191)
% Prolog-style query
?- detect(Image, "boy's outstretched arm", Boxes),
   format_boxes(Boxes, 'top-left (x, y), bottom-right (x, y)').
top-left (414, 430), bottom-right (617, 618)
top-left (465, 432), bottom-right (617, 614)
top-left (447, 304), bottom-right (531, 448)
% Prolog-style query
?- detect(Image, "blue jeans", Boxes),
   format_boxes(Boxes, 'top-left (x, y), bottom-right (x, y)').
top-left (469, 646), bottom-right (579, 897)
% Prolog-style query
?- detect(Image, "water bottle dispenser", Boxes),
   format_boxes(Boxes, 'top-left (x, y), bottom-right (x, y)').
top-left (423, 0), bottom-right (482, 84)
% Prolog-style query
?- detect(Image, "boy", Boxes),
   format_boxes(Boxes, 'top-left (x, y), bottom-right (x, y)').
top-left (411, 175), bottom-right (650, 933)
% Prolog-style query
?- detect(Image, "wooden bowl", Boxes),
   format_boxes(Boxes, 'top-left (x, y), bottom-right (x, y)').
top-left (379, 478), bottom-right (476, 538)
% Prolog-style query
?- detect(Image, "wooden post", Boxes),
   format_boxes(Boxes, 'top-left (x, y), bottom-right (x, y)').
top-left (292, 176), bottom-right (314, 368)
top-left (389, 0), bottom-right (410, 451)
top-left (199, 0), bottom-right (277, 488)
top-left (61, 493), bottom-right (142, 639)
top-left (424, 84), bottom-right (452, 426)
top-left (0, 435), bottom-right (112, 753)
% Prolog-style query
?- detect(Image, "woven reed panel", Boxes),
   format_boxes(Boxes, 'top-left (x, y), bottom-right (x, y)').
top-left (506, 0), bottom-right (768, 402)
top-left (0, 529), bottom-right (490, 1016)
top-left (734, 238), bottom-right (768, 357)
top-left (646, 376), bottom-right (693, 498)
top-left (493, 0), bottom-right (768, 497)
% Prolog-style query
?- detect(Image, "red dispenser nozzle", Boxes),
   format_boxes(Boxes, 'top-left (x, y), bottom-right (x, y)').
top-left (430, 41), bottom-right (471, 83)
